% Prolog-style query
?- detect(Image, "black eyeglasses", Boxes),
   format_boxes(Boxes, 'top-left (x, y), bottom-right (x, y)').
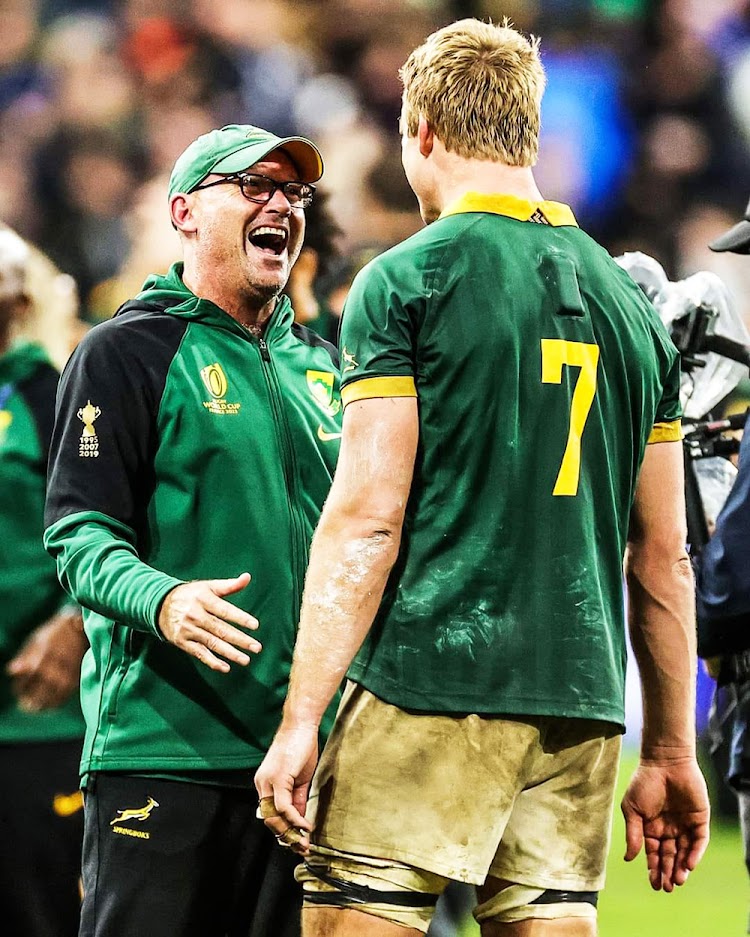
top-left (192, 172), bottom-right (315, 209)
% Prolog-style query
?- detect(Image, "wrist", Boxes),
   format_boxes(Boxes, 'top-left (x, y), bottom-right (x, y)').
top-left (281, 705), bottom-right (322, 734)
top-left (639, 743), bottom-right (696, 767)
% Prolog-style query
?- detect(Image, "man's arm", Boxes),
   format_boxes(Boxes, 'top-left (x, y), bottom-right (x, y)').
top-left (255, 395), bottom-right (419, 839)
top-left (622, 439), bottom-right (710, 890)
top-left (45, 322), bottom-right (261, 672)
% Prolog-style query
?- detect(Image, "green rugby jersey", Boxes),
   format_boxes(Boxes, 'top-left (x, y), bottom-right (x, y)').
top-left (44, 264), bottom-right (341, 776)
top-left (0, 341), bottom-right (84, 742)
top-left (340, 193), bottom-right (681, 726)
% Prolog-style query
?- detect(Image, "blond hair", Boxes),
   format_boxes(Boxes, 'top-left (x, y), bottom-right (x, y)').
top-left (400, 19), bottom-right (545, 166)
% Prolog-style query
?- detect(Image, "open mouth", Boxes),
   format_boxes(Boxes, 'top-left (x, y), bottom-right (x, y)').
top-left (248, 226), bottom-right (289, 256)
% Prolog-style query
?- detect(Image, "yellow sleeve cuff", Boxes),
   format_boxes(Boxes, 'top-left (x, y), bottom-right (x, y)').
top-left (341, 376), bottom-right (418, 407)
top-left (647, 420), bottom-right (682, 444)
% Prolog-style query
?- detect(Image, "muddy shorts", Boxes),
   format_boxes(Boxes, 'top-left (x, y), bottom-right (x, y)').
top-left (300, 682), bottom-right (621, 931)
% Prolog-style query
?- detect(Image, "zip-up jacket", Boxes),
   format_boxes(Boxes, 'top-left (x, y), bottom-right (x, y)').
top-left (0, 341), bottom-right (84, 742)
top-left (44, 263), bottom-right (341, 776)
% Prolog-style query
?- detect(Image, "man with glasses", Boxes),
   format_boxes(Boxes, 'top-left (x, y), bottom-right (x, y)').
top-left (43, 125), bottom-right (342, 937)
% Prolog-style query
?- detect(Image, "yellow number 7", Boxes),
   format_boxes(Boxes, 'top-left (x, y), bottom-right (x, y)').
top-left (541, 339), bottom-right (600, 496)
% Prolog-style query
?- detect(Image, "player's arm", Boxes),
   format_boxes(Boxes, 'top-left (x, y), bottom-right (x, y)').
top-left (255, 395), bottom-right (419, 836)
top-left (621, 439), bottom-right (710, 890)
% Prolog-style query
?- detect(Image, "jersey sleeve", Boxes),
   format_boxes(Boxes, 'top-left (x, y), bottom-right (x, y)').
top-left (648, 342), bottom-right (682, 444)
top-left (44, 320), bottom-right (183, 635)
top-left (338, 260), bottom-right (419, 408)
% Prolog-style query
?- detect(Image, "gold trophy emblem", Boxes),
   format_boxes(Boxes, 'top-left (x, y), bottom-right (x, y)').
top-left (77, 400), bottom-right (101, 436)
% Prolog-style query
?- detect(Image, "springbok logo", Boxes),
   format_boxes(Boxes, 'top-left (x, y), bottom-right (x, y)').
top-left (341, 347), bottom-right (358, 374)
top-left (110, 796), bottom-right (160, 826)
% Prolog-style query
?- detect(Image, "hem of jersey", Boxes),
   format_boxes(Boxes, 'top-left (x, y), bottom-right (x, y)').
top-left (347, 671), bottom-right (625, 728)
top-left (341, 376), bottom-right (417, 407)
top-left (81, 753), bottom-right (266, 777)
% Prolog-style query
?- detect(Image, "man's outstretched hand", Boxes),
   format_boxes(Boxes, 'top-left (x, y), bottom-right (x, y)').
top-left (622, 758), bottom-right (710, 891)
top-left (158, 573), bottom-right (261, 672)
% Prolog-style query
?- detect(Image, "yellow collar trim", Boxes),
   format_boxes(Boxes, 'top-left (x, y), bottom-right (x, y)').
top-left (439, 192), bottom-right (578, 227)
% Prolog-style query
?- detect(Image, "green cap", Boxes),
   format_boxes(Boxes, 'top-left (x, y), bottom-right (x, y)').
top-left (168, 124), bottom-right (324, 199)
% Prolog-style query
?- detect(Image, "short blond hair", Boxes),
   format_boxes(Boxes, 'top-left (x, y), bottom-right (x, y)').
top-left (400, 19), bottom-right (545, 167)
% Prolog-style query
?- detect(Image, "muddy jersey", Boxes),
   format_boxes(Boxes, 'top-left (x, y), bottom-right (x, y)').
top-left (339, 193), bottom-right (681, 726)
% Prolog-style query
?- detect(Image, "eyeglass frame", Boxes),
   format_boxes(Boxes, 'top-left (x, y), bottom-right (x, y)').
top-left (190, 172), bottom-right (316, 209)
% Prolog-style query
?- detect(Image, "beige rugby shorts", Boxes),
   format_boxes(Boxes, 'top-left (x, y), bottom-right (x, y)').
top-left (303, 682), bottom-right (621, 905)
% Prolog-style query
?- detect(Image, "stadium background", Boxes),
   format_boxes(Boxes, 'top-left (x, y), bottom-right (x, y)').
top-left (3, 0), bottom-right (750, 933)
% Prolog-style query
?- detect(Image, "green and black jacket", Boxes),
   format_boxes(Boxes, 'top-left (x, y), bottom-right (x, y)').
top-left (0, 341), bottom-right (84, 742)
top-left (44, 263), bottom-right (341, 777)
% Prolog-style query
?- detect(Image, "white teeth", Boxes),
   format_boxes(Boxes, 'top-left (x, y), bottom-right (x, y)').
top-left (253, 227), bottom-right (287, 239)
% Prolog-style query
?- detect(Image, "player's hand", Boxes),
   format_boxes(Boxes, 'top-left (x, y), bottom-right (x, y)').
top-left (254, 723), bottom-right (319, 856)
top-left (157, 573), bottom-right (261, 672)
top-left (621, 758), bottom-right (710, 891)
top-left (6, 608), bottom-right (87, 711)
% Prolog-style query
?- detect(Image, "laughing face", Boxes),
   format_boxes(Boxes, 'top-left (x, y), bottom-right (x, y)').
top-left (186, 149), bottom-right (306, 318)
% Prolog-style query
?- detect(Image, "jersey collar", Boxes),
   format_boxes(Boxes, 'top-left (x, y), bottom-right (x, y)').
top-left (439, 192), bottom-right (578, 227)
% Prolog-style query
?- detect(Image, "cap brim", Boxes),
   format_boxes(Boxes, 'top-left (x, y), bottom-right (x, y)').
top-left (709, 219), bottom-right (750, 254)
top-left (212, 137), bottom-right (323, 183)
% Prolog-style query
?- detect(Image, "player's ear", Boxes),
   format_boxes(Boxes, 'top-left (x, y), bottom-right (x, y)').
top-left (417, 116), bottom-right (434, 158)
top-left (170, 194), bottom-right (198, 234)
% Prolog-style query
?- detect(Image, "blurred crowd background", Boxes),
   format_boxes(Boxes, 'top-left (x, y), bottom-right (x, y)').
top-left (3, 0), bottom-right (750, 346)
top-left (4, 3), bottom-right (750, 931)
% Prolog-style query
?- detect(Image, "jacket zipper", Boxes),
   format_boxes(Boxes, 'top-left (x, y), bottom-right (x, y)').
top-left (255, 337), bottom-right (305, 611)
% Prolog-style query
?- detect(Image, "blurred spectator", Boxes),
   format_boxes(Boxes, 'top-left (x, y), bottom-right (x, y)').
top-left (0, 225), bottom-right (87, 937)
top-left (21, 238), bottom-right (88, 369)
top-left (283, 189), bottom-right (343, 340)
top-left (0, 3), bottom-right (747, 355)
top-left (87, 172), bottom-right (180, 321)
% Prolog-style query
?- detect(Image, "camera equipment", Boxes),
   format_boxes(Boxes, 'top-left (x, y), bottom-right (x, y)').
top-left (616, 252), bottom-right (750, 555)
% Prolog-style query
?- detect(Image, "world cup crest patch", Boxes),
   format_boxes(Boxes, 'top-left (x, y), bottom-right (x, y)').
top-left (200, 362), bottom-right (241, 414)
top-left (77, 400), bottom-right (101, 457)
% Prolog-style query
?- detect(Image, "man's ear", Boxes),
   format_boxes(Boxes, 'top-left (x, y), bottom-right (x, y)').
top-left (170, 194), bottom-right (197, 234)
top-left (417, 116), bottom-right (434, 158)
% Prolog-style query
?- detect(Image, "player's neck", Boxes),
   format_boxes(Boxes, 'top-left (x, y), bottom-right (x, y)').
top-left (437, 158), bottom-right (543, 212)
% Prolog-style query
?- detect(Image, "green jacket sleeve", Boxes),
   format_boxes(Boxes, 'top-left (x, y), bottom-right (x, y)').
top-left (44, 311), bottom-right (189, 635)
top-left (44, 513), bottom-right (182, 636)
